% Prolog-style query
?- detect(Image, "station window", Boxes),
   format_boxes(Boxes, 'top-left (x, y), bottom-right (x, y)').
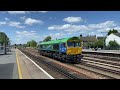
top-left (0, 47), bottom-right (4, 50)
top-left (1, 43), bottom-right (3, 46)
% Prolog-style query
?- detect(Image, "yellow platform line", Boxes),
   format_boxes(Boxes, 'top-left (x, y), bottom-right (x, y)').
top-left (16, 49), bottom-right (22, 79)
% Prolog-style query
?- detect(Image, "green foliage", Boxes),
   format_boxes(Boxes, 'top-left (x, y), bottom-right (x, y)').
top-left (107, 29), bottom-right (118, 35)
top-left (88, 39), bottom-right (105, 49)
top-left (88, 42), bottom-right (95, 48)
top-left (0, 32), bottom-right (10, 45)
top-left (27, 41), bottom-right (31, 47)
top-left (108, 40), bottom-right (120, 49)
top-left (23, 44), bottom-right (27, 47)
top-left (27, 40), bottom-right (37, 47)
top-left (30, 40), bottom-right (37, 47)
top-left (94, 40), bottom-right (104, 48)
top-left (43, 36), bottom-right (51, 42)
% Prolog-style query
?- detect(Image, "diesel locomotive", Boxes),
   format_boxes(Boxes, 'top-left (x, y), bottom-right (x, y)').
top-left (37, 37), bottom-right (83, 63)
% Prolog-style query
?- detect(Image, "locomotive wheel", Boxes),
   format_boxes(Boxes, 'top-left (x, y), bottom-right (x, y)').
top-left (62, 55), bottom-right (67, 63)
top-left (56, 53), bottom-right (59, 60)
top-left (64, 55), bottom-right (68, 63)
top-left (58, 54), bottom-right (62, 61)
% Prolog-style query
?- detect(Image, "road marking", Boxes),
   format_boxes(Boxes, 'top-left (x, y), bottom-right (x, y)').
top-left (18, 49), bottom-right (54, 79)
top-left (16, 49), bottom-right (23, 79)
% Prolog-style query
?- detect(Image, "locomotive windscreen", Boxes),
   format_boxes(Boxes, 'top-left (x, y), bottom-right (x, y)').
top-left (67, 41), bottom-right (81, 47)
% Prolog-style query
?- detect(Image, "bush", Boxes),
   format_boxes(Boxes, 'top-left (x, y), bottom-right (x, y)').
top-left (108, 40), bottom-right (120, 50)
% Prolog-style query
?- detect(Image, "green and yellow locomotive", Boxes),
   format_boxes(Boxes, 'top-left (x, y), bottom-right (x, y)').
top-left (37, 37), bottom-right (83, 63)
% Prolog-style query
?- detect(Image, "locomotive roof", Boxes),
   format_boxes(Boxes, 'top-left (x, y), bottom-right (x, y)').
top-left (39, 37), bottom-right (80, 45)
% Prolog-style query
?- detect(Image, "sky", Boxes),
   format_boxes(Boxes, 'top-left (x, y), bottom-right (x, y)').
top-left (0, 11), bottom-right (120, 45)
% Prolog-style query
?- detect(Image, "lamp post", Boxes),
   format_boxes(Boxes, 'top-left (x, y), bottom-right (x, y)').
top-left (4, 35), bottom-right (7, 54)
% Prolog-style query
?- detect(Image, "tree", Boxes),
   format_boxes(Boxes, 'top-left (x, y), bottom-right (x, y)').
top-left (107, 29), bottom-right (118, 35)
top-left (30, 40), bottom-right (37, 47)
top-left (0, 32), bottom-right (10, 54)
top-left (109, 40), bottom-right (119, 50)
top-left (0, 32), bottom-right (7, 44)
top-left (23, 44), bottom-right (27, 47)
top-left (43, 36), bottom-right (51, 42)
top-left (94, 40), bottom-right (104, 49)
top-left (27, 41), bottom-right (31, 47)
top-left (27, 40), bottom-right (37, 47)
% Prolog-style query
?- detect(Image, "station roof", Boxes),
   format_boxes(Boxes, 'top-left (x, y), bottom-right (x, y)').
top-left (80, 36), bottom-right (97, 42)
top-left (113, 33), bottom-right (120, 37)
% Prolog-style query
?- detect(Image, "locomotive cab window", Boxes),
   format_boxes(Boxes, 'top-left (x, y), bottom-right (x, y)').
top-left (75, 42), bottom-right (81, 47)
top-left (67, 41), bottom-right (81, 47)
top-left (62, 43), bottom-right (66, 48)
top-left (67, 42), bottom-right (74, 47)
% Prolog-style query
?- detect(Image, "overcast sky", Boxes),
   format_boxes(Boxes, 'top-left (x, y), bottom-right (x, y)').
top-left (0, 11), bottom-right (120, 44)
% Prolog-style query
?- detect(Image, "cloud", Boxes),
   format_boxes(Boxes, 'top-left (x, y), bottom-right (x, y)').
top-left (7, 11), bottom-right (48, 14)
top-left (43, 32), bottom-right (65, 40)
top-left (0, 21), bottom-right (7, 25)
top-left (5, 17), bottom-right (10, 21)
top-left (25, 18), bottom-right (43, 25)
top-left (16, 31), bottom-right (38, 38)
top-left (63, 17), bottom-right (83, 23)
top-left (97, 28), bottom-right (111, 33)
top-left (27, 11), bottom-right (48, 13)
top-left (20, 16), bottom-right (26, 20)
top-left (48, 21), bottom-right (117, 34)
top-left (88, 32), bottom-right (96, 36)
top-left (15, 30), bottom-right (40, 44)
top-left (0, 20), bottom-right (25, 28)
top-left (88, 21), bottom-right (116, 29)
top-left (0, 11), bottom-right (6, 13)
top-left (36, 11), bottom-right (48, 13)
top-left (7, 11), bottom-right (26, 14)
top-left (96, 33), bottom-right (104, 37)
top-left (48, 24), bottom-right (89, 32)
top-left (8, 21), bottom-right (25, 28)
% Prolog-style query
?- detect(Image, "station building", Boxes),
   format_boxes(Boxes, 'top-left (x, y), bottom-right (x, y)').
top-left (0, 42), bottom-right (5, 54)
top-left (105, 33), bottom-right (120, 46)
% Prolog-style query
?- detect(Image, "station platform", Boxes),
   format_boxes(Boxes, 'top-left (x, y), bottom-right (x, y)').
top-left (0, 48), bottom-right (54, 79)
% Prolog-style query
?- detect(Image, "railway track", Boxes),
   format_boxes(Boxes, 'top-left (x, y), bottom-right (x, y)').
top-left (77, 54), bottom-right (120, 79)
top-left (19, 48), bottom-right (89, 79)
top-left (82, 51), bottom-right (120, 57)
top-left (83, 56), bottom-right (120, 66)
top-left (75, 61), bottom-right (120, 79)
top-left (19, 48), bottom-right (120, 79)
top-left (83, 54), bottom-right (120, 61)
